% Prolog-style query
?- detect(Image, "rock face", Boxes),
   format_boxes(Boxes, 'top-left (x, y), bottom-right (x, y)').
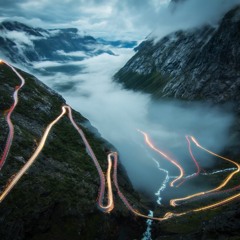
top-left (114, 6), bottom-right (240, 112)
top-left (113, 5), bottom-right (240, 239)
top-left (0, 62), bottom-right (146, 240)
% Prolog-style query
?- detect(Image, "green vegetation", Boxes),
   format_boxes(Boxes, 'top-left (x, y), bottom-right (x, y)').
top-left (0, 63), bottom-right (145, 240)
top-left (114, 69), bottom-right (171, 97)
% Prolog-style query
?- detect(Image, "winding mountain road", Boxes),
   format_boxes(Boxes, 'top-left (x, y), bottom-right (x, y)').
top-left (1, 59), bottom-right (240, 222)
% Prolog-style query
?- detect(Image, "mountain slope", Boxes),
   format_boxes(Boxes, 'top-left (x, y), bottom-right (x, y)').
top-left (0, 21), bottom-right (112, 64)
top-left (114, 6), bottom-right (240, 111)
top-left (0, 62), bottom-right (146, 240)
top-left (0, 21), bottom-right (137, 76)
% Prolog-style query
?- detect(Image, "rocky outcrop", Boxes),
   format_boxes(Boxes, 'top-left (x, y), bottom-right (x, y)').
top-left (114, 6), bottom-right (240, 112)
top-left (0, 62), bottom-right (146, 240)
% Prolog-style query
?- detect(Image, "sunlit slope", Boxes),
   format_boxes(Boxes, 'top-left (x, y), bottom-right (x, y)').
top-left (0, 63), bottom-right (145, 240)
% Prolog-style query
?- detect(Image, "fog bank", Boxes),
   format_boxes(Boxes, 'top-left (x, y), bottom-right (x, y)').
top-left (37, 48), bottom-right (234, 197)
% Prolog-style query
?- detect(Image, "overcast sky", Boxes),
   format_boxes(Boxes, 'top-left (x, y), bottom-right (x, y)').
top-left (0, 0), bottom-right (240, 40)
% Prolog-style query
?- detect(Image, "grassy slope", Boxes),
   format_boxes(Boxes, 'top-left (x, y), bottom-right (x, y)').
top-left (0, 63), bottom-right (146, 240)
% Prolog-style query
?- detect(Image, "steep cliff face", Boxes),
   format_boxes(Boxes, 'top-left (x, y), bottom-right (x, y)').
top-left (114, 6), bottom-right (240, 111)
top-left (0, 62), bottom-right (146, 240)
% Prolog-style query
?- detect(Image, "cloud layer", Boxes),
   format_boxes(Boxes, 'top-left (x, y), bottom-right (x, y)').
top-left (1, 0), bottom-right (239, 40)
top-left (36, 48), bottom-right (234, 197)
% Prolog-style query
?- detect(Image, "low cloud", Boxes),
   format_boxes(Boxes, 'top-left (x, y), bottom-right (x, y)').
top-left (36, 48), bottom-right (234, 198)
top-left (2, 0), bottom-right (238, 41)
top-left (151, 0), bottom-right (240, 39)
top-left (1, 30), bottom-right (34, 46)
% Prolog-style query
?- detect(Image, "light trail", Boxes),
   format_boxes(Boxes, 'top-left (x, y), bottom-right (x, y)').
top-left (0, 60), bottom-right (113, 212)
top-left (0, 60), bottom-right (25, 170)
top-left (134, 133), bottom-right (240, 218)
top-left (0, 105), bottom-right (114, 213)
top-left (176, 135), bottom-right (202, 187)
top-left (192, 192), bottom-right (240, 212)
top-left (111, 151), bottom-right (175, 221)
top-left (170, 136), bottom-right (240, 206)
top-left (137, 130), bottom-right (184, 187)
top-left (182, 168), bottom-right (240, 204)
top-left (0, 106), bottom-right (66, 203)
top-left (1, 103), bottom-right (239, 221)
top-left (1, 59), bottom-right (240, 222)
top-left (66, 105), bottom-right (113, 213)
top-left (138, 143), bottom-right (170, 205)
top-left (186, 135), bottom-right (201, 176)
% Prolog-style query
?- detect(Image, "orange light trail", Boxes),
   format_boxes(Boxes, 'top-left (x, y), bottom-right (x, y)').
top-left (111, 151), bottom-right (180, 221)
top-left (170, 136), bottom-right (240, 206)
top-left (1, 60), bottom-right (240, 222)
top-left (137, 129), bottom-right (184, 187)
top-left (0, 60), bottom-right (113, 212)
top-left (176, 135), bottom-right (202, 187)
top-left (0, 106), bottom-right (66, 203)
top-left (0, 106), bottom-right (114, 213)
top-left (66, 105), bottom-right (113, 213)
top-left (0, 60), bottom-right (25, 170)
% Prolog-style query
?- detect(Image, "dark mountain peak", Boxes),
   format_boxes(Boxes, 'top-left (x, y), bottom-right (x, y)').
top-left (55, 27), bottom-right (78, 33)
top-left (221, 5), bottom-right (240, 23)
top-left (1, 20), bottom-right (29, 30)
top-left (0, 20), bottom-right (47, 36)
top-left (114, 5), bottom-right (240, 112)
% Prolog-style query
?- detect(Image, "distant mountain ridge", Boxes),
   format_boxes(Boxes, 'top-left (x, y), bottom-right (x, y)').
top-left (0, 21), bottom-right (137, 72)
top-left (0, 21), bottom-right (105, 63)
top-left (114, 6), bottom-right (240, 112)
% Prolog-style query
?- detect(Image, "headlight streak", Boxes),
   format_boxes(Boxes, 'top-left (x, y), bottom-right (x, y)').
top-left (66, 105), bottom-right (113, 213)
top-left (1, 59), bottom-right (240, 223)
top-left (136, 130), bottom-right (240, 219)
top-left (0, 60), bottom-right (25, 170)
top-left (137, 129), bottom-right (184, 187)
top-left (176, 135), bottom-right (202, 187)
top-left (170, 136), bottom-right (240, 207)
top-left (0, 105), bottom-right (114, 213)
top-left (0, 106), bottom-right (67, 203)
top-left (111, 152), bottom-right (176, 221)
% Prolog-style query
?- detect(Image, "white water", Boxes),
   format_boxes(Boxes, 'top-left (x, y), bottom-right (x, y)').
top-left (142, 154), bottom-right (170, 240)
top-left (142, 210), bottom-right (153, 240)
